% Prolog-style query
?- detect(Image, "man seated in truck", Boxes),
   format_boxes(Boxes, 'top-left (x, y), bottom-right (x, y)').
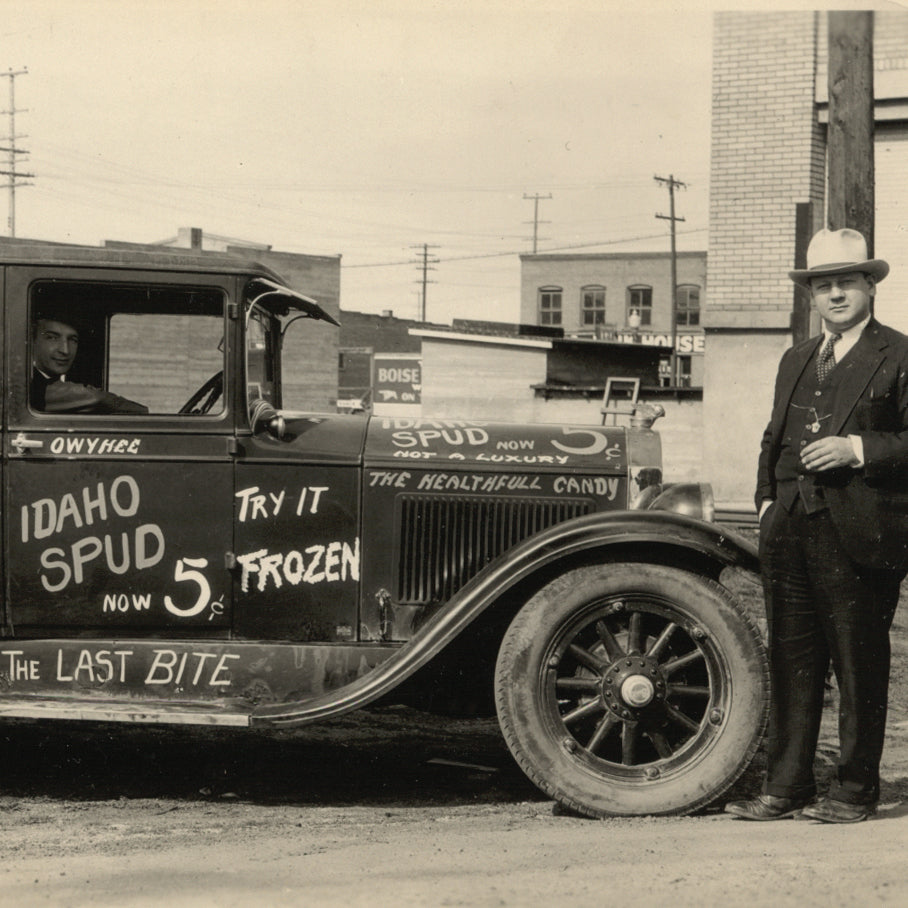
top-left (31, 310), bottom-right (148, 414)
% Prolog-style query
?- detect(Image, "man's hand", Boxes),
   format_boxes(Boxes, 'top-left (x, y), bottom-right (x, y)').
top-left (801, 436), bottom-right (860, 472)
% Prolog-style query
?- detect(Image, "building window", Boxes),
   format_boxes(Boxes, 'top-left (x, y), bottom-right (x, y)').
top-left (677, 355), bottom-right (693, 387)
top-left (580, 286), bottom-right (606, 326)
top-left (676, 284), bottom-right (701, 327)
top-left (538, 287), bottom-right (562, 326)
top-left (627, 285), bottom-right (652, 326)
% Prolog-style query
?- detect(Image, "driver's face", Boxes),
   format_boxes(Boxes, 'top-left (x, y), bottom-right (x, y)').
top-left (34, 319), bottom-right (79, 377)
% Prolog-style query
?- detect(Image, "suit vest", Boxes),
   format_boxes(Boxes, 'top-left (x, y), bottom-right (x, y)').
top-left (775, 342), bottom-right (850, 513)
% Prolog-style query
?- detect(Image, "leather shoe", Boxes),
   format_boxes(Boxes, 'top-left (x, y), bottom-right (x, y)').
top-left (725, 794), bottom-right (811, 820)
top-left (801, 797), bottom-right (875, 824)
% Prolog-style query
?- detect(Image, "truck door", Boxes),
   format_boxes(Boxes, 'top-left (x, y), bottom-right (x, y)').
top-left (230, 299), bottom-right (365, 643)
top-left (3, 266), bottom-right (236, 635)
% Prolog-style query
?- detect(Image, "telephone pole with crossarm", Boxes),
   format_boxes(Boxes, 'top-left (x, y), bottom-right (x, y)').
top-left (0, 68), bottom-right (34, 237)
top-left (655, 174), bottom-right (686, 386)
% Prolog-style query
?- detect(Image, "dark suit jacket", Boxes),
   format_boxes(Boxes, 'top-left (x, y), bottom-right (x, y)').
top-left (757, 318), bottom-right (908, 569)
top-left (31, 368), bottom-right (148, 415)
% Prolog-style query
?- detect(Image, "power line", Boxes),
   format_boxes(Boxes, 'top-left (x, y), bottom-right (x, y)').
top-left (23, 133), bottom-right (708, 282)
top-left (343, 227), bottom-right (706, 268)
top-left (25, 136), bottom-right (710, 257)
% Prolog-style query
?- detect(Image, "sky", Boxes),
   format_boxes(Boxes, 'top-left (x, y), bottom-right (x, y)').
top-left (0, 0), bottom-right (873, 325)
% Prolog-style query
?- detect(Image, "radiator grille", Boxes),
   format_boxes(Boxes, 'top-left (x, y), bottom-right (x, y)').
top-left (395, 494), bottom-right (592, 604)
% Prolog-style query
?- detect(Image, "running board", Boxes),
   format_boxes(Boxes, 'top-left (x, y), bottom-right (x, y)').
top-left (0, 698), bottom-right (251, 727)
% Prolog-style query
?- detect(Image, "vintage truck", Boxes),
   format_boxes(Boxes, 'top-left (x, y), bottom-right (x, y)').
top-left (0, 244), bottom-right (767, 817)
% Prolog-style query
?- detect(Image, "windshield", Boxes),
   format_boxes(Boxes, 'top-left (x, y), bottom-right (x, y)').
top-left (242, 275), bottom-right (340, 414)
top-left (246, 304), bottom-right (276, 408)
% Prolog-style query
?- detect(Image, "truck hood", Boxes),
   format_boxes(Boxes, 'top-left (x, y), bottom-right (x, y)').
top-left (268, 413), bottom-right (655, 478)
top-left (363, 416), bottom-right (632, 473)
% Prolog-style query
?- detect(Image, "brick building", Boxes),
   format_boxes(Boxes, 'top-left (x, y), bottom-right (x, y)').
top-left (705, 9), bottom-right (908, 509)
top-left (519, 251), bottom-right (707, 387)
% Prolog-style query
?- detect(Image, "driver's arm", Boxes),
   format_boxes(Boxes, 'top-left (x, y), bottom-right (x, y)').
top-left (44, 380), bottom-right (148, 414)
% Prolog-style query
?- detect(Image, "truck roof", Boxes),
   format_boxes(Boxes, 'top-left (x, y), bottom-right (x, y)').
top-left (0, 241), bottom-right (288, 283)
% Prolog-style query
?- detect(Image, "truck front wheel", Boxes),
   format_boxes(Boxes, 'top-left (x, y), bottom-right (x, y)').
top-left (494, 563), bottom-right (768, 817)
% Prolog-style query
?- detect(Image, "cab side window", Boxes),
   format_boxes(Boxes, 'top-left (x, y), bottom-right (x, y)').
top-left (29, 281), bottom-right (227, 417)
top-left (108, 312), bottom-right (224, 414)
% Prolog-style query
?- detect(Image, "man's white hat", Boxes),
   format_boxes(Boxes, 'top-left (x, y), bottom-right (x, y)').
top-left (789, 228), bottom-right (889, 287)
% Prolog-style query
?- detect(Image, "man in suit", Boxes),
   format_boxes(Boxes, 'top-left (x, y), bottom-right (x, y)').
top-left (32, 313), bottom-right (148, 414)
top-left (726, 228), bottom-right (908, 824)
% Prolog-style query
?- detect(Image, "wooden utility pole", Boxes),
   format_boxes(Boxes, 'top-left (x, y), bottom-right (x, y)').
top-left (0, 68), bottom-right (34, 237)
top-left (523, 193), bottom-right (551, 253)
top-left (655, 174), bottom-right (685, 386)
top-left (791, 202), bottom-right (815, 344)
top-left (410, 243), bottom-right (439, 322)
top-left (826, 11), bottom-right (875, 251)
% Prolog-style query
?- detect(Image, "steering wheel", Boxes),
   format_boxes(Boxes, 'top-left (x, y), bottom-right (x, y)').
top-left (179, 371), bottom-right (224, 415)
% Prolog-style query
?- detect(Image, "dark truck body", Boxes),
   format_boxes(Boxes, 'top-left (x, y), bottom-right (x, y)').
top-left (0, 245), bottom-right (765, 816)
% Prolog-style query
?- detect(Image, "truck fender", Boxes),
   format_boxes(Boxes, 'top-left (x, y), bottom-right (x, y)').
top-left (252, 511), bottom-right (759, 727)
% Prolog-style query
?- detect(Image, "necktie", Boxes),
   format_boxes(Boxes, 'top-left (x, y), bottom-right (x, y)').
top-left (816, 333), bottom-right (841, 383)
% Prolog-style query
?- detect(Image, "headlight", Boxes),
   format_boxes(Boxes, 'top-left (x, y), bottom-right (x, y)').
top-left (647, 482), bottom-right (716, 522)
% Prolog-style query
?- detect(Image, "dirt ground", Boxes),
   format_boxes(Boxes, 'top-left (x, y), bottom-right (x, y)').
top-left (2, 586), bottom-right (908, 907)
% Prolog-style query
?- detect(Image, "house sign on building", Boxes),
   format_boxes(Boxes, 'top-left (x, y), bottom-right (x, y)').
top-left (615, 333), bottom-right (706, 353)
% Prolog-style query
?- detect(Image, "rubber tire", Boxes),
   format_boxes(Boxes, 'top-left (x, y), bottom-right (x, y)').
top-left (494, 563), bottom-right (768, 817)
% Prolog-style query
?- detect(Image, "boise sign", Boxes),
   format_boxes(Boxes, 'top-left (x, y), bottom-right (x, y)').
top-left (373, 354), bottom-right (421, 405)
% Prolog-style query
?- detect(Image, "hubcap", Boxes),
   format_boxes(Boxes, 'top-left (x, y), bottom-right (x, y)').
top-left (620, 674), bottom-right (655, 707)
top-left (601, 653), bottom-right (666, 719)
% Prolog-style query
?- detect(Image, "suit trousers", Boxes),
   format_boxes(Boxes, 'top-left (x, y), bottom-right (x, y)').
top-left (760, 497), bottom-right (903, 805)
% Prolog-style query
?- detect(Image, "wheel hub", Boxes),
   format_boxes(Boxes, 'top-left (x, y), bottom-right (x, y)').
top-left (620, 674), bottom-right (655, 707)
top-left (601, 654), bottom-right (665, 719)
